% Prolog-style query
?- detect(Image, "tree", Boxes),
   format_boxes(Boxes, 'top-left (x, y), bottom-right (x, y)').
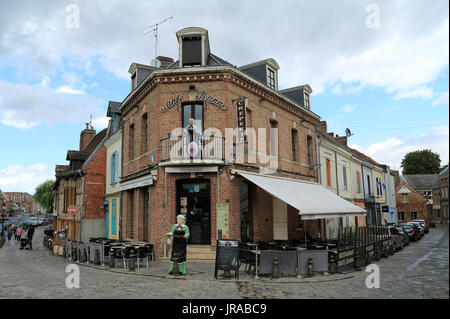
top-left (440, 163), bottom-right (449, 172)
top-left (401, 150), bottom-right (441, 175)
top-left (34, 180), bottom-right (55, 215)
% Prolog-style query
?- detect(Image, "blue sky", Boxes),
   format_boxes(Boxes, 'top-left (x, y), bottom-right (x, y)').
top-left (0, 0), bottom-right (448, 194)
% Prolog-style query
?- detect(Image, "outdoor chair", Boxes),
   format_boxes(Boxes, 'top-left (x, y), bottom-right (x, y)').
top-left (137, 246), bottom-right (150, 268)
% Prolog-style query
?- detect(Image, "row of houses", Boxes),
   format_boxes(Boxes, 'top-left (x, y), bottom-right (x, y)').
top-left (52, 27), bottom-right (447, 260)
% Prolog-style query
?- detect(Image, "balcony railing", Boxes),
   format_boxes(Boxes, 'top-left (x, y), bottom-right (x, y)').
top-left (161, 135), bottom-right (225, 162)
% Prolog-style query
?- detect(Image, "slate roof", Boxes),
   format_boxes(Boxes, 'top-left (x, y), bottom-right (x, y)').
top-left (400, 174), bottom-right (439, 190)
top-left (439, 166), bottom-right (449, 176)
top-left (107, 101), bottom-right (122, 116)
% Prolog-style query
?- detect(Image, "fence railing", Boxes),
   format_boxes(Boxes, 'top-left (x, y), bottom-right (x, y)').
top-left (161, 135), bottom-right (225, 162)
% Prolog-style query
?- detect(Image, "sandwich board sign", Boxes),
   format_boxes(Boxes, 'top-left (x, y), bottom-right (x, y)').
top-left (214, 239), bottom-right (239, 279)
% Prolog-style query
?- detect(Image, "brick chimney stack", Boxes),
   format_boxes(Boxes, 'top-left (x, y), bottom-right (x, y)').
top-left (335, 136), bottom-right (348, 146)
top-left (318, 121), bottom-right (327, 135)
top-left (79, 123), bottom-right (96, 151)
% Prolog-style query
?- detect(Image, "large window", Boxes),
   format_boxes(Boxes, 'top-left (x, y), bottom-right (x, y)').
top-left (291, 129), bottom-right (298, 162)
top-left (141, 113), bottom-right (148, 155)
top-left (182, 103), bottom-right (204, 134)
top-left (326, 159), bottom-right (332, 186)
top-left (267, 68), bottom-right (276, 89)
top-left (110, 152), bottom-right (118, 185)
top-left (367, 176), bottom-right (371, 194)
top-left (307, 135), bottom-right (313, 164)
top-left (343, 166), bottom-right (348, 190)
top-left (129, 124), bottom-right (135, 160)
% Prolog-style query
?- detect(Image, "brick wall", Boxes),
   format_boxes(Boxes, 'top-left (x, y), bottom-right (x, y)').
top-left (396, 183), bottom-right (427, 223)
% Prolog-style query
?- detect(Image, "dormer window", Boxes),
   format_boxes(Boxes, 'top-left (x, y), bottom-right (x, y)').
top-left (131, 72), bottom-right (137, 90)
top-left (267, 68), bottom-right (276, 89)
top-left (304, 92), bottom-right (310, 110)
top-left (182, 36), bottom-right (202, 67)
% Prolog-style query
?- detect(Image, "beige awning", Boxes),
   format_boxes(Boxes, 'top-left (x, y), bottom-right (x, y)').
top-left (233, 169), bottom-right (366, 220)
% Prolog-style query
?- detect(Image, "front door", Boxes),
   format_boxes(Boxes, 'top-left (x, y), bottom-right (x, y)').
top-left (177, 180), bottom-right (211, 245)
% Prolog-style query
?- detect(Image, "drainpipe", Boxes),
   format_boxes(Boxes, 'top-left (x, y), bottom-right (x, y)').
top-left (315, 126), bottom-right (322, 184)
top-left (335, 152), bottom-right (342, 228)
top-left (78, 170), bottom-right (85, 242)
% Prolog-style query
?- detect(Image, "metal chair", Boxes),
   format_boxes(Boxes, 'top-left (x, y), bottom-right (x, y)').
top-left (137, 246), bottom-right (150, 268)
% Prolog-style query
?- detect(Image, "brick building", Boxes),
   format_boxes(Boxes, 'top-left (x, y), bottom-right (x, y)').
top-left (396, 183), bottom-right (428, 223)
top-left (118, 27), bottom-right (365, 259)
top-left (439, 167), bottom-right (449, 224)
top-left (53, 124), bottom-right (107, 241)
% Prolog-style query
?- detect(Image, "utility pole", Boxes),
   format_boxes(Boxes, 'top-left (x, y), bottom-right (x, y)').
top-left (142, 16), bottom-right (173, 60)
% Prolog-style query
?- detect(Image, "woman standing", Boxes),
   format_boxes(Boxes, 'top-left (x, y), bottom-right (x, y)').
top-left (166, 215), bottom-right (190, 275)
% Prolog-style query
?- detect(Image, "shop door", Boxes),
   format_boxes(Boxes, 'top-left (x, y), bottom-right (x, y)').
top-left (177, 180), bottom-right (211, 245)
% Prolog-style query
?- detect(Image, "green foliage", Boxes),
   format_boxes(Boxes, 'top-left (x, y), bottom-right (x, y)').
top-left (441, 163), bottom-right (449, 172)
top-left (401, 150), bottom-right (441, 175)
top-left (33, 180), bottom-right (55, 214)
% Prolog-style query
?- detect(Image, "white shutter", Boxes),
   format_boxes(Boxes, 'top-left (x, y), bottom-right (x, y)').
top-left (272, 197), bottom-right (288, 240)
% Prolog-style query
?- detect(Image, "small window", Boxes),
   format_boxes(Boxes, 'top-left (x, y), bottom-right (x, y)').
top-left (399, 212), bottom-right (405, 220)
top-left (402, 193), bottom-right (408, 203)
top-left (267, 68), bottom-right (276, 89)
top-left (411, 212), bottom-right (418, 219)
top-left (304, 92), bottom-right (310, 110)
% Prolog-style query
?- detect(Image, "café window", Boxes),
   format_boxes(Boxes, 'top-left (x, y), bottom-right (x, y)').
top-left (182, 103), bottom-right (204, 134)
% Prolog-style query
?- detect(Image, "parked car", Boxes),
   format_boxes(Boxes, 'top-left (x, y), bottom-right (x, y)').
top-left (396, 227), bottom-right (410, 246)
top-left (407, 222), bottom-right (425, 238)
top-left (387, 226), bottom-right (404, 251)
top-left (399, 224), bottom-right (419, 241)
top-left (412, 219), bottom-right (429, 233)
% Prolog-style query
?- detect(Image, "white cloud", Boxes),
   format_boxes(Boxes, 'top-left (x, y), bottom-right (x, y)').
top-left (55, 85), bottom-right (85, 95)
top-left (352, 124), bottom-right (449, 172)
top-left (0, 163), bottom-right (54, 194)
top-left (393, 86), bottom-right (434, 100)
top-left (340, 104), bottom-right (357, 113)
top-left (432, 91), bottom-right (449, 106)
top-left (92, 116), bottom-right (109, 130)
top-left (0, 80), bottom-right (105, 129)
top-left (0, 0), bottom-right (447, 97)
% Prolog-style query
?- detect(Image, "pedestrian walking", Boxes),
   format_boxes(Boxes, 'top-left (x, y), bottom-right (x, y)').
top-left (17, 225), bottom-right (22, 241)
top-left (7, 225), bottom-right (12, 243)
top-left (27, 225), bottom-right (35, 251)
top-left (13, 225), bottom-right (18, 240)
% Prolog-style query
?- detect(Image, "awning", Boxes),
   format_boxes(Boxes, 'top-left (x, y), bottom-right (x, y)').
top-left (233, 170), bottom-right (366, 220)
top-left (119, 174), bottom-right (154, 191)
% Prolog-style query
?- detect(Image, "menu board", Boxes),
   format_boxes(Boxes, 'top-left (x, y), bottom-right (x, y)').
top-left (216, 202), bottom-right (229, 239)
top-left (214, 239), bottom-right (240, 279)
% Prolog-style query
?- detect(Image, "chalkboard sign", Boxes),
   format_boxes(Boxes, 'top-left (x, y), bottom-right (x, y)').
top-left (214, 239), bottom-right (240, 279)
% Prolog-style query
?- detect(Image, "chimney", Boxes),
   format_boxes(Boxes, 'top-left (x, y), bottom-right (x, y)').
top-left (156, 56), bottom-right (174, 68)
top-left (80, 123), bottom-right (96, 150)
top-left (327, 132), bottom-right (334, 138)
top-left (335, 136), bottom-right (348, 146)
top-left (318, 121), bottom-right (327, 135)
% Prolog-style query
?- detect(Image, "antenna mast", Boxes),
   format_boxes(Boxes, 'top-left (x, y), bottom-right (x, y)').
top-left (142, 16), bottom-right (173, 60)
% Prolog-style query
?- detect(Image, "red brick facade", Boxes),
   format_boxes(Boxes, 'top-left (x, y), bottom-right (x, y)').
top-left (396, 183), bottom-right (428, 223)
top-left (120, 68), bottom-right (320, 258)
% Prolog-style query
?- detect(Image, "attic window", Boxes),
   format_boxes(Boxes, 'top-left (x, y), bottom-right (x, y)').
top-left (182, 36), bottom-right (202, 67)
top-left (267, 68), bottom-right (276, 89)
top-left (304, 92), bottom-right (310, 110)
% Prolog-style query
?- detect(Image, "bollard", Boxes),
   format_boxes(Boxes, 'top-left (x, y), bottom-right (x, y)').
top-left (109, 249), bottom-right (115, 268)
top-left (271, 257), bottom-right (281, 278)
top-left (307, 257), bottom-right (314, 277)
top-left (128, 251), bottom-right (137, 271)
top-left (72, 247), bottom-right (78, 262)
top-left (94, 249), bottom-right (101, 265)
top-left (328, 253), bottom-right (337, 274)
top-left (80, 247), bottom-right (87, 263)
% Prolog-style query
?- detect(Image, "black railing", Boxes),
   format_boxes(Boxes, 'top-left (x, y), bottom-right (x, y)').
top-left (161, 135), bottom-right (225, 162)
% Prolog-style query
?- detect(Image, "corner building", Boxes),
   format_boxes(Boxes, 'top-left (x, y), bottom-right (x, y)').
top-left (119, 27), bottom-right (362, 259)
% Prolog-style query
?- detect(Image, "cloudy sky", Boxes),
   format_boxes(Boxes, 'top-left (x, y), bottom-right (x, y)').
top-left (0, 0), bottom-right (448, 194)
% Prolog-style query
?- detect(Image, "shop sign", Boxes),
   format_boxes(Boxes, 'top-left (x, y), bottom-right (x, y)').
top-left (161, 91), bottom-right (228, 113)
top-left (236, 98), bottom-right (247, 143)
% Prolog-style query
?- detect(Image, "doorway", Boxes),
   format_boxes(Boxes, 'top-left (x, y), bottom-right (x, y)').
top-left (240, 182), bottom-right (253, 243)
top-left (176, 179), bottom-right (211, 245)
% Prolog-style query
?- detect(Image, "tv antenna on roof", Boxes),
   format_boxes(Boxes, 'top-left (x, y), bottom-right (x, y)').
top-left (142, 16), bottom-right (173, 61)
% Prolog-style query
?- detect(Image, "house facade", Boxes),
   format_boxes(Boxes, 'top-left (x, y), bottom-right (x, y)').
top-left (439, 167), bottom-right (449, 224)
top-left (396, 183), bottom-right (428, 223)
top-left (53, 125), bottom-right (107, 242)
top-left (104, 101), bottom-right (123, 240)
top-left (118, 27), bottom-right (365, 258)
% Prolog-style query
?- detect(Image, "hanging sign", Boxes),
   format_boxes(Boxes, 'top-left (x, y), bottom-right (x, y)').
top-left (236, 98), bottom-right (247, 143)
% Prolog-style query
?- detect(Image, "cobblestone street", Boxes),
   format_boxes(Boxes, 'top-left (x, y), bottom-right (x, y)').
top-left (0, 225), bottom-right (448, 299)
